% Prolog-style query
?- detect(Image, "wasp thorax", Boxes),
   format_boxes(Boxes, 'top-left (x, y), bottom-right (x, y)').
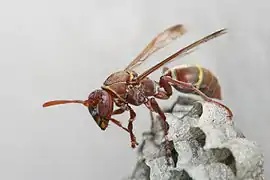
top-left (87, 89), bottom-right (113, 130)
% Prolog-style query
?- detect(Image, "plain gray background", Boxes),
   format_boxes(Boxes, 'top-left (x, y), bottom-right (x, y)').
top-left (0, 0), bottom-right (269, 179)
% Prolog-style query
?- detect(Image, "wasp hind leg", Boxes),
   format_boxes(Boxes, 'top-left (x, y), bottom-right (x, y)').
top-left (160, 76), bottom-right (233, 119)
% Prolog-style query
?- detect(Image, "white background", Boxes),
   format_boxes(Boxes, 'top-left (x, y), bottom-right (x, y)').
top-left (0, 0), bottom-right (269, 179)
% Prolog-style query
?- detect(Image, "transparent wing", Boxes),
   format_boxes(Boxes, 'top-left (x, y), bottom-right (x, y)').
top-left (124, 24), bottom-right (186, 71)
top-left (136, 28), bottom-right (227, 81)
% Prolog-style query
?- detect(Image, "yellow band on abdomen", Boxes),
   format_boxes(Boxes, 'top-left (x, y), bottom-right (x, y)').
top-left (194, 64), bottom-right (203, 89)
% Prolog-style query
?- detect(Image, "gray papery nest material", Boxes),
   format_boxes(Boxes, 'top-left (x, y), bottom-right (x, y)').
top-left (123, 95), bottom-right (264, 180)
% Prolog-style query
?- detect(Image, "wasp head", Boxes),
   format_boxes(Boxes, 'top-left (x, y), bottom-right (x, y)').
top-left (42, 89), bottom-right (113, 131)
top-left (87, 90), bottom-right (113, 130)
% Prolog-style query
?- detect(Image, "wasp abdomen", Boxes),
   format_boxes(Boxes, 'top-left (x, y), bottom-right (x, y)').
top-left (163, 65), bottom-right (222, 100)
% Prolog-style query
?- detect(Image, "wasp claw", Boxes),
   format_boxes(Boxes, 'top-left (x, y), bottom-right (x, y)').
top-left (131, 141), bottom-right (136, 148)
top-left (131, 139), bottom-right (140, 148)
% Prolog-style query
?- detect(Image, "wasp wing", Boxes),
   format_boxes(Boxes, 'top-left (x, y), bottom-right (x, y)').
top-left (124, 24), bottom-right (186, 71)
top-left (136, 28), bottom-right (227, 81)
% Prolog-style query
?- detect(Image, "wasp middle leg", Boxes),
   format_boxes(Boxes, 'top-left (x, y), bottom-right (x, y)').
top-left (144, 97), bottom-right (172, 165)
top-left (127, 105), bottom-right (137, 148)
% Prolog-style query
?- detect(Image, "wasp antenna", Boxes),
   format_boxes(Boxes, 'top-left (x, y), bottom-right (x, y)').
top-left (42, 100), bottom-right (88, 107)
top-left (218, 28), bottom-right (228, 35)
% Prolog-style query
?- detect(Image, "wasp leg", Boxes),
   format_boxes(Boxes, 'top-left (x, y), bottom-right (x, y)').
top-left (145, 97), bottom-right (172, 166)
top-left (112, 108), bottom-right (139, 146)
top-left (145, 98), bottom-right (167, 132)
top-left (153, 89), bottom-right (171, 100)
top-left (161, 76), bottom-right (233, 119)
top-left (153, 77), bottom-right (177, 112)
top-left (112, 108), bottom-right (125, 115)
top-left (126, 106), bottom-right (138, 148)
top-left (153, 77), bottom-right (173, 100)
top-left (109, 118), bottom-right (139, 146)
top-left (110, 118), bottom-right (129, 133)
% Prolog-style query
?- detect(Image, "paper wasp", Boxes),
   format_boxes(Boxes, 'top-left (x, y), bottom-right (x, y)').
top-left (43, 24), bottom-right (232, 163)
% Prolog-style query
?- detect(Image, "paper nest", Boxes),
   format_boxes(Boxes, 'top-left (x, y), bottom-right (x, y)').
top-left (123, 95), bottom-right (264, 180)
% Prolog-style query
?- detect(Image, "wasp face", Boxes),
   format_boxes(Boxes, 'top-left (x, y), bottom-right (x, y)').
top-left (87, 90), bottom-right (113, 130)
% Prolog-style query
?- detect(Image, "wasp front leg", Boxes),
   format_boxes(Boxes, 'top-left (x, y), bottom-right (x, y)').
top-left (160, 75), bottom-right (233, 119)
top-left (109, 118), bottom-right (129, 133)
top-left (111, 107), bottom-right (139, 147)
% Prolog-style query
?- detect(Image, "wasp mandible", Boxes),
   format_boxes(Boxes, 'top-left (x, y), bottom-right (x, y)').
top-left (43, 24), bottom-right (232, 155)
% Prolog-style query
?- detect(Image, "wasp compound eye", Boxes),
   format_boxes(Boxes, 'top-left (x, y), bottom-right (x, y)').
top-left (88, 105), bottom-right (98, 117)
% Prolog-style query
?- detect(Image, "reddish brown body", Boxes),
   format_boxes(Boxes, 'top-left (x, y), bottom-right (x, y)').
top-left (42, 24), bottom-right (232, 166)
top-left (102, 70), bottom-right (158, 106)
top-left (163, 65), bottom-right (222, 100)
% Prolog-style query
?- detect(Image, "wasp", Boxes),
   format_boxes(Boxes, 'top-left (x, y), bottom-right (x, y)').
top-left (43, 24), bottom-right (232, 159)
